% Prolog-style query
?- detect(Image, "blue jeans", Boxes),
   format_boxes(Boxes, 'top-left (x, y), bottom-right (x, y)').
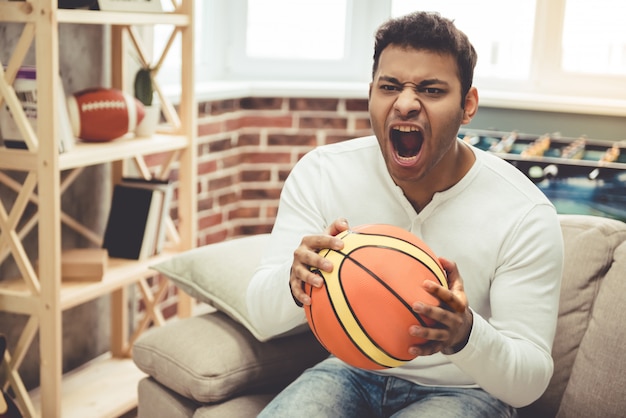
top-left (259, 358), bottom-right (517, 418)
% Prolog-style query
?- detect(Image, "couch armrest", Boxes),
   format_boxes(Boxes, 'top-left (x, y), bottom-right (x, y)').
top-left (521, 214), bottom-right (626, 417)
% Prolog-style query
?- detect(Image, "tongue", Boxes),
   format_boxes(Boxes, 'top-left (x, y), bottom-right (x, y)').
top-left (396, 132), bottom-right (421, 157)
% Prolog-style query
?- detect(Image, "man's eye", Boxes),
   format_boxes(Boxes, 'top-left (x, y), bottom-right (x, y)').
top-left (380, 84), bottom-right (400, 91)
top-left (420, 87), bottom-right (444, 95)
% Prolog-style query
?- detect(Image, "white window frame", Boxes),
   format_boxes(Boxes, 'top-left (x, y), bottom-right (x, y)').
top-left (530, 0), bottom-right (625, 99)
top-left (187, 0), bottom-right (626, 116)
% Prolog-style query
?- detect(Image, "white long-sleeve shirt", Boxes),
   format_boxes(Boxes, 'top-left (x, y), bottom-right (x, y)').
top-left (246, 136), bottom-right (563, 408)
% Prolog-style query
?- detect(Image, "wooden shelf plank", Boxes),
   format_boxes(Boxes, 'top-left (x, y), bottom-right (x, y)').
top-left (0, 250), bottom-right (179, 313)
top-left (0, 1), bottom-right (36, 23)
top-left (59, 134), bottom-right (188, 171)
top-left (59, 251), bottom-right (177, 310)
top-left (0, 4), bottom-right (189, 26)
top-left (0, 290), bottom-right (39, 315)
top-left (0, 135), bottom-right (188, 172)
top-left (57, 9), bottom-right (190, 26)
top-left (0, 148), bottom-right (38, 171)
top-left (29, 353), bottom-right (147, 418)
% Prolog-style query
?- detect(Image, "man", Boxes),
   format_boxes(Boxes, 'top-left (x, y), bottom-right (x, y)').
top-left (247, 11), bottom-right (563, 417)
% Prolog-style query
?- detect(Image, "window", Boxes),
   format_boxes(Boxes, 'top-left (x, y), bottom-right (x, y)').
top-left (217, 0), bottom-right (384, 82)
top-left (561, 0), bottom-right (626, 76)
top-left (158, 0), bottom-right (626, 114)
top-left (246, 0), bottom-right (347, 60)
top-left (391, 0), bottom-right (537, 81)
top-left (390, 0), bottom-right (626, 102)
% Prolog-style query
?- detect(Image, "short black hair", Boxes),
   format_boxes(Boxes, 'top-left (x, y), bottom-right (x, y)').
top-left (372, 11), bottom-right (477, 104)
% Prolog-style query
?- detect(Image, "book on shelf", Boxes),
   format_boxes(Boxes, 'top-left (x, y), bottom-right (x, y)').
top-left (97, 0), bottom-right (163, 12)
top-left (0, 66), bottom-right (75, 153)
top-left (119, 177), bottom-right (173, 256)
top-left (102, 178), bottom-right (173, 260)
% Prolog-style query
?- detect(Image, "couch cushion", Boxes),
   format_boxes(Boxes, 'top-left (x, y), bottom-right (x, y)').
top-left (151, 234), bottom-right (280, 341)
top-left (521, 215), bottom-right (626, 417)
top-left (138, 377), bottom-right (197, 418)
top-left (194, 393), bottom-right (275, 418)
top-left (138, 376), bottom-right (275, 418)
top-left (133, 311), bottom-right (329, 404)
top-left (556, 238), bottom-right (626, 417)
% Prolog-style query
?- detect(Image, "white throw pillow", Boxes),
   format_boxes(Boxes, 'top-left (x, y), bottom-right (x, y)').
top-left (151, 234), bottom-right (273, 341)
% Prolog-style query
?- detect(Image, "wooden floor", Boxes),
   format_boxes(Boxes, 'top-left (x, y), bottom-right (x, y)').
top-left (29, 354), bottom-right (146, 418)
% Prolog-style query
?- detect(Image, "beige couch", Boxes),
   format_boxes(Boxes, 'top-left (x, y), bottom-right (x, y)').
top-left (132, 214), bottom-right (626, 418)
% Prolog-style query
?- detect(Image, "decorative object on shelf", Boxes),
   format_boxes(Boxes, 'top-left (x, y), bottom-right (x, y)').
top-left (134, 66), bottom-right (161, 137)
top-left (66, 87), bottom-right (145, 142)
top-left (35, 248), bottom-right (108, 282)
top-left (60, 248), bottom-right (108, 281)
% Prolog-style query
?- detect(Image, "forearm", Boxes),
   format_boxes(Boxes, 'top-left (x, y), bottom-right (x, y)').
top-left (245, 152), bottom-right (325, 339)
top-left (446, 312), bottom-right (554, 408)
top-left (247, 261), bottom-right (307, 340)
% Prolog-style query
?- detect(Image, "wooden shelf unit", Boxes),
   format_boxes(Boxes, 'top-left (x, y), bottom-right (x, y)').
top-left (0, 1), bottom-right (197, 417)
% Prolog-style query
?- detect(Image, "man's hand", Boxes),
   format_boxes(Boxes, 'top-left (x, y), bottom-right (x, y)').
top-left (408, 258), bottom-right (473, 356)
top-left (290, 218), bottom-right (349, 306)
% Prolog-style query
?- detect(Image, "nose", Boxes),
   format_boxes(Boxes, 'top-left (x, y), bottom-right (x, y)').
top-left (394, 87), bottom-right (421, 118)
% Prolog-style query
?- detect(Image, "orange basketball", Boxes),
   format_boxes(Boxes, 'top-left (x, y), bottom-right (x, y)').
top-left (304, 224), bottom-right (447, 370)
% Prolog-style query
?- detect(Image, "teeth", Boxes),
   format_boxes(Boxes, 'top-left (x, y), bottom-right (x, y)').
top-left (393, 125), bottom-right (419, 133)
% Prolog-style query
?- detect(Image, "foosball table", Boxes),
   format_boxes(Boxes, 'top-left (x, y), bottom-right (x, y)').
top-left (459, 129), bottom-right (626, 222)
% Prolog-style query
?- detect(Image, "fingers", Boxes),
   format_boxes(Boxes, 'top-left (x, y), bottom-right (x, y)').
top-left (407, 258), bottom-right (472, 355)
top-left (408, 340), bottom-right (444, 357)
top-left (290, 268), bottom-right (319, 306)
top-left (430, 258), bottom-right (468, 313)
top-left (325, 218), bottom-right (350, 236)
top-left (409, 301), bottom-right (461, 342)
top-left (290, 248), bottom-right (326, 306)
top-left (290, 218), bottom-right (349, 306)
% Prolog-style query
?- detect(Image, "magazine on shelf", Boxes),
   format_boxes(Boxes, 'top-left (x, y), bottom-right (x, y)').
top-left (0, 66), bottom-right (75, 153)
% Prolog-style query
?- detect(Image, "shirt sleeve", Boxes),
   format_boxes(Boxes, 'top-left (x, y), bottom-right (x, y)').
top-left (446, 203), bottom-right (564, 407)
top-left (246, 150), bottom-right (326, 340)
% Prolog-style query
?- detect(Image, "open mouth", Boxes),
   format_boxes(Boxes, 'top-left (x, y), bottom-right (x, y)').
top-left (391, 126), bottom-right (423, 160)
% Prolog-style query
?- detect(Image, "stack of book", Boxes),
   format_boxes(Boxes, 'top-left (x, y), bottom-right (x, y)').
top-left (102, 177), bottom-right (173, 260)
top-left (0, 66), bottom-right (75, 153)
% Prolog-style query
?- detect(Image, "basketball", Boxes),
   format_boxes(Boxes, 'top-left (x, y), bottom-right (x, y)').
top-left (304, 224), bottom-right (447, 370)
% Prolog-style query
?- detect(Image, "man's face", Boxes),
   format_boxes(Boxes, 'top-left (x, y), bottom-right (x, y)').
top-left (369, 45), bottom-right (471, 189)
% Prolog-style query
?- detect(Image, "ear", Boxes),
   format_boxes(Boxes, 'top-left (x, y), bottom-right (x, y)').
top-left (461, 87), bottom-right (478, 124)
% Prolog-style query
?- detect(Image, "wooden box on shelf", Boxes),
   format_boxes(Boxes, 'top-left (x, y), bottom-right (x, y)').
top-left (61, 248), bottom-right (108, 281)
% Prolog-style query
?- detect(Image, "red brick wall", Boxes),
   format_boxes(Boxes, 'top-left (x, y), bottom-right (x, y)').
top-left (141, 96), bottom-right (372, 321)
top-left (195, 96), bottom-right (372, 246)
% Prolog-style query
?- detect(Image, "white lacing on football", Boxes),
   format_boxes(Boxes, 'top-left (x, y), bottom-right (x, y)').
top-left (80, 100), bottom-right (126, 112)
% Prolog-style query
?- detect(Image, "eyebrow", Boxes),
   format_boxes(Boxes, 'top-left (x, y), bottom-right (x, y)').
top-left (378, 75), bottom-right (450, 87)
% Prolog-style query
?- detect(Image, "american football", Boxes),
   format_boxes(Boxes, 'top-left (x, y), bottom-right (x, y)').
top-left (67, 87), bottom-right (145, 142)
